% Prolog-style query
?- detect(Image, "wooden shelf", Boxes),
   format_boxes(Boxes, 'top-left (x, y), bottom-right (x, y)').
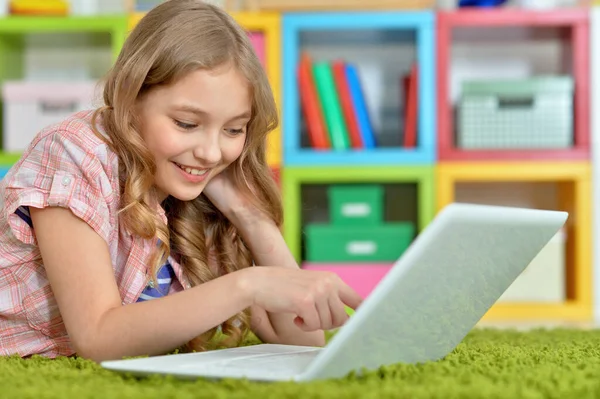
top-left (0, 16), bottom-right (127, 59)
top-left (439, 8), bottom-right (588, 27)
top-left (483, 301), bottom-right (591, 322)
top-left (0, 15), bottom-right (127, 33)
top-left (439, 148), bottom-right (589, 162)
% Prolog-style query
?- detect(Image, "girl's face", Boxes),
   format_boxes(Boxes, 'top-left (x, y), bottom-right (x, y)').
top-left (136, 63), bottom-right (251, 202)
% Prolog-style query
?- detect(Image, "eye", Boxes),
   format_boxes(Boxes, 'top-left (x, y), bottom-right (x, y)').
top-left (226, 128), bottom-right (245, 135)
top-left (173, 119), bottom-right (198, 130)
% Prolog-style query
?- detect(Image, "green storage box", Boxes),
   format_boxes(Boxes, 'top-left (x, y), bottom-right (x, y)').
top-left (328, 184), bottom-right (384, 226)
top-left (305, 222), bottom-right (414, 262)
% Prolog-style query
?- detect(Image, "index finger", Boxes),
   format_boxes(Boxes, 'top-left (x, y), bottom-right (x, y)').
top-left (338, 283), bottom-right (363, 311)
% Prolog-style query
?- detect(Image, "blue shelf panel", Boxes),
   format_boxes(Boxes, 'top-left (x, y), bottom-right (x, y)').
top-left (283, 11), bottom-right (434, 30)
top-left (0, 167), bottom-right (10, 179)
top-left (286, 147), bottom-right (435, 166)
top-left (282, 11), bottom-right (437, 166)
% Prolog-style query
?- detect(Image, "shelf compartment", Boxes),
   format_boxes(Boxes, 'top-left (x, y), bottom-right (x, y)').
top-left (283, 11), bottom-right (436, 166)
top-left (436, 8), bottom-right (589, 161)
top-left (436, 161), bottom-right (592, 321)
top-left (283, 165), bottom-right (435, 262)
top-left (0, 16), bottom-right (127, 59)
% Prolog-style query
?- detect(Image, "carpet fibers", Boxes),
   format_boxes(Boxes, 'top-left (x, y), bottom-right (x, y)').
top-left (3, 328), bottom-right (600, 398)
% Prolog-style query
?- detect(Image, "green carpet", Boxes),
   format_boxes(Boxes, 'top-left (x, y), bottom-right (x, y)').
top-left (4, 328), bottom-right (600, 398)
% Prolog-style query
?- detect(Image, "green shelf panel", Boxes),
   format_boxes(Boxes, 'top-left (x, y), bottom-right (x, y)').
top-left (282, 165), bottom-right (436, 263)
top-left (0, 16), bottom-right (128, 59)
top-left (0, 16), bottom-right (128, 33)
top-left (0, 152), bottom-right (22, 165)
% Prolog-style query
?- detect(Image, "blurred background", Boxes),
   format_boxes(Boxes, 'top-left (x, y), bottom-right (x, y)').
top-left (0, 0), bottom-right (598, 328)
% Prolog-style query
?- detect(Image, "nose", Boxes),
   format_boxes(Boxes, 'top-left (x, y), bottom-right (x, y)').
top-left (193, 129), bottom-right (222, 166)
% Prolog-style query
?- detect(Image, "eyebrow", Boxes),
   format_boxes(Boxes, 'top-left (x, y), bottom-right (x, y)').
top-left (174, 104), bottom-right (252, 121)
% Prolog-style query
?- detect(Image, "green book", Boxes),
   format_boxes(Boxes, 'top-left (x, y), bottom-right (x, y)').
top-left (312, 62), bottom-right (350, 150)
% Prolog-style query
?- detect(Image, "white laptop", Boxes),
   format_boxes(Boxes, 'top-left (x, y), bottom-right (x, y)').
top-left (101, 203), bottom-right (567, 382)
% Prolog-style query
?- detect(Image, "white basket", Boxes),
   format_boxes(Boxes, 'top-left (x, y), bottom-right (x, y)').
top-left (2, 81), bottom-right (101, 152)
top-left (457, 76), bottom-right (574, 149)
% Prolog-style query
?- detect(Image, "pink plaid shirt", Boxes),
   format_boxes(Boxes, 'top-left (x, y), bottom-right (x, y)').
top-left (0, 110), bottom-right (192, 358)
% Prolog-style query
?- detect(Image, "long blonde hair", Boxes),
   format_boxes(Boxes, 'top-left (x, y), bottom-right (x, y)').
top-left (91, 0), bottom-right (282, 351)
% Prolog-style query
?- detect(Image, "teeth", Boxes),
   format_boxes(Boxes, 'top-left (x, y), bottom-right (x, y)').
top-left (177, 163), bottom-right (208, 176)
top-left (185, 168), bottom-right (207, 176)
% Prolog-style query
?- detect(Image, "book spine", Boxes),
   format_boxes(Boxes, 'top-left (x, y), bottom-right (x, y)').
top-left (313, 62), bottom-right (350, 150)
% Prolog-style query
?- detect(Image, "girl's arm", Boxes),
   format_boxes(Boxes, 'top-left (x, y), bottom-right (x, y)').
top-left (29, 206), bottom-right (257, 362)
top-left (230, 208), bottom-right (327, 347)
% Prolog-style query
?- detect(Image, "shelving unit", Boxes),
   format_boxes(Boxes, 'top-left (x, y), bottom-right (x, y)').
top-left (437, 162), bottom-right (592, 321)
top-left (282, 11), bottom-right (436, 166)
top-left (436, 8), bottom-right (589, 162)
top-left (129, 11), bottom-right (282, 169)
top-left (0, 4), bottom-right (595, 322)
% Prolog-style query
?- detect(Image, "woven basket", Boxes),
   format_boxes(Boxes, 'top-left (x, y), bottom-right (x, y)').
top-left (457, 76), bottom-right (574, 150)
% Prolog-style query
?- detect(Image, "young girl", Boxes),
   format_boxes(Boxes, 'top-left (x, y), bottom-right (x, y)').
top-left (0, 0), bottom-right (362, 362)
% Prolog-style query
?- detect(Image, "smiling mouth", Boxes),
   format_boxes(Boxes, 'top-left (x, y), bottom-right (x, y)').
top-left (174, 162), bottom-right (210, 176)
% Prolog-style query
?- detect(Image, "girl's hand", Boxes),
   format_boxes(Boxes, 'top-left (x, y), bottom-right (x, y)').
top-left (203, 167), bottom-right (250, 217)
top-left (238, 266), bottom-right (363, 331)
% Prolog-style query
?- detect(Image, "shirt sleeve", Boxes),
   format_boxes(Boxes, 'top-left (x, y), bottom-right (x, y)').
top-left (2, 128), bottom-right (115, 246)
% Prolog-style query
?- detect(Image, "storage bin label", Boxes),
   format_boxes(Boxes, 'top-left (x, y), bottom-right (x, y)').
top-left (346, 241), bottom-right (377, 255)
top-left (341, 202), bottom-right (371, 217)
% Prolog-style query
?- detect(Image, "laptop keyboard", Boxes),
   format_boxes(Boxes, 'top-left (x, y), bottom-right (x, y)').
top-left (179, 348), bottom-right (320, 378)
top-left (216, 349), bottom-right (319, 370)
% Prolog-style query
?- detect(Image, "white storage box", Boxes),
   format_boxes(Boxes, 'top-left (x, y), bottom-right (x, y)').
top-left (2, 81), bottom-right (101, 152)
top-left (457, 76), bottom-right (573, 149)
top-left (70, 0), bottom-right (126, 15)
top-left (498, 229), bottom-right (566, 303)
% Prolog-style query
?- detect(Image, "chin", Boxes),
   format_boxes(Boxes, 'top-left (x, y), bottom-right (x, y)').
top-left (170, 190), bottom-right (203, 202)
top-left (159, 183), bottom-right (203, 202)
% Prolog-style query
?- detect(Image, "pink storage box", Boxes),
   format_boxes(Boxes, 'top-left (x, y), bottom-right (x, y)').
top-left (2, 81), bottom-right (101, 152)
top-left (302, 263), bottom-right (393, 299)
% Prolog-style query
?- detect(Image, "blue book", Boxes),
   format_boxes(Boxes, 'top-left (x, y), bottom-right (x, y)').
top-left (345, 64), bottom-right (376, 149)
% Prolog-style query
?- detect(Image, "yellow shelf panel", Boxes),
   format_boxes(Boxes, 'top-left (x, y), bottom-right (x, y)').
top-left (127, 11), bottom-right (281, 168)
top-left (482, 301), bottom-right (591, 321)
top-left (230, 12), bottom-right (282, 169)
top-left (437, 161), bottom-right (590, 181)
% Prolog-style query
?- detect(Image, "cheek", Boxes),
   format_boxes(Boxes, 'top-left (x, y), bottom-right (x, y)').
top-left (144, 120), bottom-right (183, 161)
top-left (221, 137), bottom-right (246, 164)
